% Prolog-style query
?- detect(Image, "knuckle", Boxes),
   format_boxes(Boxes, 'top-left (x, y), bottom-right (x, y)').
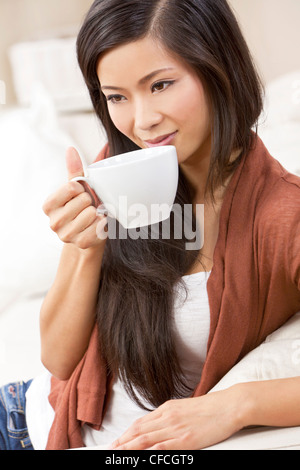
top-left (79, 191), bottom-right (92, 206)
top-left (131, 422), bottom-right (141, 438)
top-left (49, 217), bottom-right (61, 233)
top-left (138, 434), bottom-right (150, 448)
top-left (67, 181), bottom-right (83, 199)
top-left (162, 399), bottom-right (173, 412)
top-left (60, 233), bottom-right (72, 244)
top-left (66, 184), bottom-right (77, 200)
top-left (169, 410), bottom-right (182, 426)
top-left (42, 197), bottom-right (54, 215)
top-left (59, 225), bottom-right (75, 244)
top-left (153, 442), bottom-right (166, 451)
top-left (42, 201), bottom-right (49, 215)
top-left (77, 240), bottom-right (89, 250)
top-left (76, 235), bottom-right (91, 250)
top-left (181, 431), bottom-right (193, 447)
top-left (83, 203), bottom-right (96, 218)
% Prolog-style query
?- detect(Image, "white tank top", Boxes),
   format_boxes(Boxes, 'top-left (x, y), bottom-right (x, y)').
top-left (82, 270), bottom-right (211, 447)
top-left (26, 271), bottom-right (211, 449)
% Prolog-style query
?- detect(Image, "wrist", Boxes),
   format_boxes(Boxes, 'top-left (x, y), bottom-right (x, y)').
top-left (78, 243), bottom-right (105, 258)
top-left (229, 382), bottom-right (256, 430)
top-left (69, 239), bottom-right (106, 262)
top-left (62, 242), bottom-right (105, 275)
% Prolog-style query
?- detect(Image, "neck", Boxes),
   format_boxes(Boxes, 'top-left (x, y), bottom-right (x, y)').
top-left (180, 142), bottom-right (211, 203)
top-left (180, 145), bottom-right (241, 205)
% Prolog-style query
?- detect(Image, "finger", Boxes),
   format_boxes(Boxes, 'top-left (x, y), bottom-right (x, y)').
top-left (148, 438), bottom-right (184, 451)
top-left (63, 191), bottom-right (93, 221)
top-left (112, 427), bottom-right (174, 451)
top-left (110, 417), bottom-right (153, 447)
top-left (48, 191), bottom-right (93, 232)
top-left (66, 147), bottom-right (101, 206)
top-left (58, 215), bottom-right (98, 247)
top-left (73, 217), bottom-right (107, 249)
top-left (43, 181), bottom-right (85, 214)
top-left (65, 206), bottom-right (99, 238)
top-left (74, 207), bottom-right (108, 237)
top-left (111, 413), bottom-right (167, 450)
top-left (66, 147), bottom-right (84, 180)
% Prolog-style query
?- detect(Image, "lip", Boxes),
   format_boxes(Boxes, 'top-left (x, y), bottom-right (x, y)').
top-left (144, 131), bottom-right (177, 148)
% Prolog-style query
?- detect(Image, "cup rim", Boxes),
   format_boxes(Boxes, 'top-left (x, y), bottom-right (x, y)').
top-left (89, 145), bottom-right (176, 170)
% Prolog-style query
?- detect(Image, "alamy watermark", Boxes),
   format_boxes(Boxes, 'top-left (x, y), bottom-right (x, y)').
top-left (97, 200), bottom-right (204, 251)
top-left (0, 80), bottom-right (6, 105)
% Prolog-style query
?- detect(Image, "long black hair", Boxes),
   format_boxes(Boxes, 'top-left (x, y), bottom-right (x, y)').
top-left (77, 0), bottom-right (264, 408)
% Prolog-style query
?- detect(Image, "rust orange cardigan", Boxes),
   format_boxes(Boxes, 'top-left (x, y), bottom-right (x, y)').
top-left (46, 136), bottom-right (300, 449)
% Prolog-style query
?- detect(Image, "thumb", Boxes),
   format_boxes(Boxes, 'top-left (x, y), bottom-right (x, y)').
top-left (66, 147), bottom-right (84, 180)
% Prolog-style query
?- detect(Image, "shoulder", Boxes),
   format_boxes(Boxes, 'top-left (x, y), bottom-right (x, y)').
top-left (253, 170), bottom-right (299, 277)
top-left (235, 137), bottom-right (299, 286)
top-left (253, 166), bottom-right (300, 288)
top-left (237, 140), bottom-right (299, 266)
top-left (257, 170), bottom-right (300, 226)
top-left (247, 137), bottom-right (300, 232)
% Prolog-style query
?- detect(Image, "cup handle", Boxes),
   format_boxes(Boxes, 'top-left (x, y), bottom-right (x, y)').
top-left (70, 176), bottom-right (90, 185)
top-left (70, 175), bottom-right (96, 193)
top-left (70, 177), bottom-right (108, 216)
top-left (70, 176), bottom-right (100, 207)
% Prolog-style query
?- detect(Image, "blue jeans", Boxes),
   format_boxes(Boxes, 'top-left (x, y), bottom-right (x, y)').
top-left (0, 380), bottom-right (34, 450)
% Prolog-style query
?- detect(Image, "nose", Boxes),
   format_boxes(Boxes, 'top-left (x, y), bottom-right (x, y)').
top-left (134, 97), bottom-right (163, 132)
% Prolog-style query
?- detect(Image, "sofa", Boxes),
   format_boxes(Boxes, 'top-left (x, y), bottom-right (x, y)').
top-left (0, 37), bottom-right (299, 449)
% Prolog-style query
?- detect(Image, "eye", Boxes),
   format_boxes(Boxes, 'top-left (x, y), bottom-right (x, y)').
top-left (151, 80), bottom-right (175, 93)
top-left (106, 94), bottom-right (126, 104)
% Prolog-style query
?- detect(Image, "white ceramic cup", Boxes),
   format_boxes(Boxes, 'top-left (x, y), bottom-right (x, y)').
top-left (71, 145), bottom-right (179, 229)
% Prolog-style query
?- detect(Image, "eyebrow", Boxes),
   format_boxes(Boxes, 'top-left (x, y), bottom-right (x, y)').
top-left (101, 67), bottom-right (175, 91)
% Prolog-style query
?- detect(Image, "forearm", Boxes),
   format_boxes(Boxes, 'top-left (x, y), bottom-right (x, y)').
top-left (236, 377), bottom-right (300, 429)
top-left (40, 242), bottom-right (104, 379)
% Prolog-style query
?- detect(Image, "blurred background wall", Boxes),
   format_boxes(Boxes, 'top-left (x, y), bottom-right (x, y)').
top-left (0, 0), bottom-right (94, 105)
top-left (229, 0), bottom-right (300, 83)
top-left (0, 0), bottom-right (300, 106)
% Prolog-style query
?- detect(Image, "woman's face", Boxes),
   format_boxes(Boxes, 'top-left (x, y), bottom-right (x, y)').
top-left (97, 36), bottom-right (211, 165)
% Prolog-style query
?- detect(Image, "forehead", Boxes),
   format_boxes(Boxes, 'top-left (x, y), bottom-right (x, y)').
top-left (97, 36), bottom-right (186, 85)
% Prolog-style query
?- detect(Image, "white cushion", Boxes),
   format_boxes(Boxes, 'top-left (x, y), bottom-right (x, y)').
top-left (258, 70), bottom-right (300, 176)
top-left (206, 426), bottom-right (300, 450)
top-left (206, 312), bottom-right (300, 449)
top-left (0, 85), bottom-right (69, 314)
top-left (210, 312), bottom-right (300, 393)
top-left (9, 38), bottom-right (92, 112)
top-left (0, 296), bottom-right (46, 384)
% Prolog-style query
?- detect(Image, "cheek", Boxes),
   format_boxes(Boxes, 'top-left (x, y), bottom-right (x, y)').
top-left (108, 105), bottom-right (132, 137)
top-left (168, 83), bottom-right (210, 133)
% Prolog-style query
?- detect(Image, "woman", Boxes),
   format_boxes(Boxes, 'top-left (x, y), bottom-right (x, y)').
top-left (1, 0), bottom-right (299, 451)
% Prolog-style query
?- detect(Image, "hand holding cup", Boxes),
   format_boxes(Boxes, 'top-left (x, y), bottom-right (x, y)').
top-left (43, 147), bottom-right (108, 250)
